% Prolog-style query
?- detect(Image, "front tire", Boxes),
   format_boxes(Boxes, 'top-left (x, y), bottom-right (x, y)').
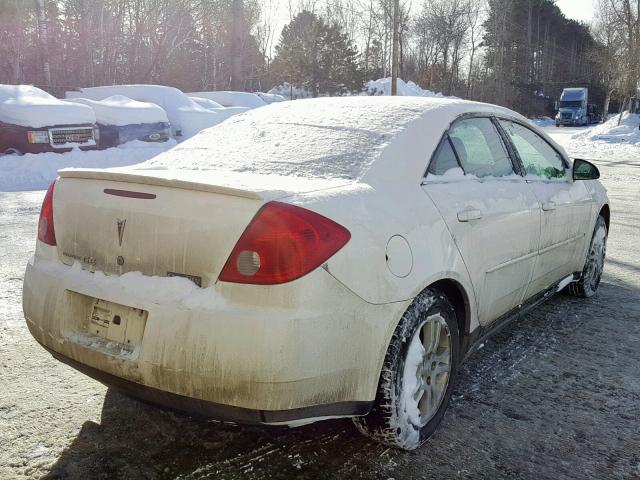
top-left (353, 289), bottom-right (460, 450)
top-left (568, 215), bottom-right (607, 298)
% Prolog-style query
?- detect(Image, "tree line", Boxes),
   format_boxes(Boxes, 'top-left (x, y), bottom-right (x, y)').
top-left (0, 0), bottom-right (637, 116)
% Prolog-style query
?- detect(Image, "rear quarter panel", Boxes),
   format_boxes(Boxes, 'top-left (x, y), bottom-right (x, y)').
top-left (285, 115), bottom-right (480, 335)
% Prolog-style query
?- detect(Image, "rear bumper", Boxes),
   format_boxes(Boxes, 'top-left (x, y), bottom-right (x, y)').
top-left (45, 345), bottom-right (371, 424)
top-left (23, 256), bottom-right (403, 422)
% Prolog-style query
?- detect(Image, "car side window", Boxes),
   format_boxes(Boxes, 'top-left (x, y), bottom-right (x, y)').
top-left (448, 118), bottom-right (515, 178)
top-left (499, 120), bottom-right (566, 180)
top-left (427, 137), bottom-right (460, 176)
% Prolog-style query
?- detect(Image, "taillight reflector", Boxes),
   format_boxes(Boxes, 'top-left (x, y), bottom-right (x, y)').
top-left (218, 202), bottom-right (350, 285)
top-left (38, 180), bottom-right (57, 246)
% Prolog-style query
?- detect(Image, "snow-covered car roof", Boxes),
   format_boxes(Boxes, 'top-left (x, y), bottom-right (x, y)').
top-left (66, 95), bottom-right (169, 126)
top-left (140, 96), bottom-right (530, 183)
top-left (187, 91), bottom-right (266, 109)
top-left (255, 92), bottom-right (286, 104)
top-left (0, 84), bottom-right (95, 128)
top-left (189, 96), bottom-right (224, 109)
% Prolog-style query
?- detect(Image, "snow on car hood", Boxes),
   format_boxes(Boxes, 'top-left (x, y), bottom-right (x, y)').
top-left (0, 84), bottom-right (96, 128)
top-left (66, 95), bottom-right (168, 126)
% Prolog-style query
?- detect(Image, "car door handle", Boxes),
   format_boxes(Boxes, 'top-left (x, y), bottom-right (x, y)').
top-left (457, 209), bottom-right (483, 222)
top-left (542, 202), bottom-right (556, 211)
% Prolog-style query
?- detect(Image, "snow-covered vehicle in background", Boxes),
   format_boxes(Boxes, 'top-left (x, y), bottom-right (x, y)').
top-left (187, 91), bottom-right (266, 109)
top-left (0, 84), bottom-right (98, 155)
top-left (66, 85), bottom-right (244, 139)
top-left (23, 97), bottom-right (609, 451)
top-left (255, 92), bottom-right (286, 104)
top-left (66, 96), bottom-right (171, 149)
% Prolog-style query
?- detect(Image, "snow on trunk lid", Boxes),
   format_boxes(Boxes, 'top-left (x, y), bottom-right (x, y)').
top-left (53, 176), bottom-right (264, 287)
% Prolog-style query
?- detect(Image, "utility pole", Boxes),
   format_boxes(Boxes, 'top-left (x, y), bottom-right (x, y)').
top-left (391, 0), bottom-right (399, 95)
top-left (231, 0), bottom-right (243, 90)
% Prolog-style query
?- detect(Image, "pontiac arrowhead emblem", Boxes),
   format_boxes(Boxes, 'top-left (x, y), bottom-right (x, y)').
top-left (116, 219), bottom-right (126, 246)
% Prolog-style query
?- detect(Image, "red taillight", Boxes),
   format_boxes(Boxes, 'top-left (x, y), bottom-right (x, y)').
top-left (38, 180), bottom-right (57, 246)
top-left (219, 201), bottom-right (351, 285)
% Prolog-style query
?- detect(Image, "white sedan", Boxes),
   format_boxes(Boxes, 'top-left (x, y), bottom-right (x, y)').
top-left (23, 97), bottom-right (609, 450)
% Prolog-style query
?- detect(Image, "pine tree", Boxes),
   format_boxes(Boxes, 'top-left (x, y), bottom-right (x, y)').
top-left (270, 11), bottom-right (363, 97)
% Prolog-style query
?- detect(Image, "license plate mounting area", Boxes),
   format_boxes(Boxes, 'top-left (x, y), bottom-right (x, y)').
top-left (88, 298), bottom-right (148, 349)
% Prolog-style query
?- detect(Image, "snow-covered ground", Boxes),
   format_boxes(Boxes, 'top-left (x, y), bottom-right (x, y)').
top-left (547, 114), bottom-right (640, 164)
top-left (530, 116), bottom-right (556, 128)
top-left (0, 140), bottom-right (175, 192)
top-left (570, 112), bottom-right (640, 146)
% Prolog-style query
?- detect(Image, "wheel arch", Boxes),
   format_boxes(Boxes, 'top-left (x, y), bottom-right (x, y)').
top-left (428, 279), bottom-right (471, 353)
top-left (599, 204), bottom-right (610, 231)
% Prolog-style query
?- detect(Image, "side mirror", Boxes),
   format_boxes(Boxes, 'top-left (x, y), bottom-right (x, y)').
top-left (573, 159), bottom-right (600, 181)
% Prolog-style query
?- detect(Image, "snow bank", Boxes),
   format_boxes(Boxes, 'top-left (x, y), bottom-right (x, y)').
top-left (268, 78), bottom-right (451, 100)
top-left (66, 95), bottom-right (168, 126)
top-left (365, 78), bottom-right (449, 98)
top-left (0, 84), bottom-right (95, 128)
top-left (571, 112), bottom-right (640, 144)
top-left (187, 91), bottom-right (266, 109)
top-left (137, 96), bottom-right (453, 181)
top-left (0, 140), bottom-right (175, 192)
top-left (530, 117), bottom-right (556, 128)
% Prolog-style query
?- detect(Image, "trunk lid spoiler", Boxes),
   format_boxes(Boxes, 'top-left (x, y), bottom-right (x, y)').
top-left (58, 168), bottom-right (264, 200)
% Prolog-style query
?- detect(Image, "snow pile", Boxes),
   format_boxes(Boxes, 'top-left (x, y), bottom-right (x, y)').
top-left (530, 117), bottom-right (556, 128)
top-left (0, 140), bottom-right (175, 192)
top-left (0, 84), bottom-right (95, 128)
top-left (572, 112), bottom-right (640, 144)
top-left (66, 95), bottom-right (168, 126)
top-left (268, 78), bottom-right (451, 100)
top-left (188, 91), bottom-right (266, 109)
top-left (66, 85), bottom-right (239, 139)
top-left (365, 78), bottom-right (449, 98)
top-left (137, 96), bottom-right (447, 181)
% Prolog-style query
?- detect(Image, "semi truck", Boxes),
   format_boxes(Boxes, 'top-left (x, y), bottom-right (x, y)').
top-left (555, 87), bottom-right (600, 127)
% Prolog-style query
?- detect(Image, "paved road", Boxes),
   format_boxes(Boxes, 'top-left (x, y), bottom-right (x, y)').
top-left (1, 131), bottom-right (639, 479)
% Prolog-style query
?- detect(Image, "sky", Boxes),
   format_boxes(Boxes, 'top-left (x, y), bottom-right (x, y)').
top-left (555, 0), bottom-right (596, 23)
top-left (266, 0), bottom-right (597, 57)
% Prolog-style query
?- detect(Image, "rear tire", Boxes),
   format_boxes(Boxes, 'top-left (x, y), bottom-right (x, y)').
top-left (567, 216), bottom-right (607, 298)
top-left (353, 289), bottom-right (460, 450)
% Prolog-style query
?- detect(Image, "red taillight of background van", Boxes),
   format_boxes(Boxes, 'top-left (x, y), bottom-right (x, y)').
top-left (38, 180), bottom-right (57, 246)
top-left (218, 201), bottom-right (350, 285)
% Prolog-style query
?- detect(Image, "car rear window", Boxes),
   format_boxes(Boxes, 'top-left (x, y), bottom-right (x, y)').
top-left (141, 97), bottom-right (432, 180)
